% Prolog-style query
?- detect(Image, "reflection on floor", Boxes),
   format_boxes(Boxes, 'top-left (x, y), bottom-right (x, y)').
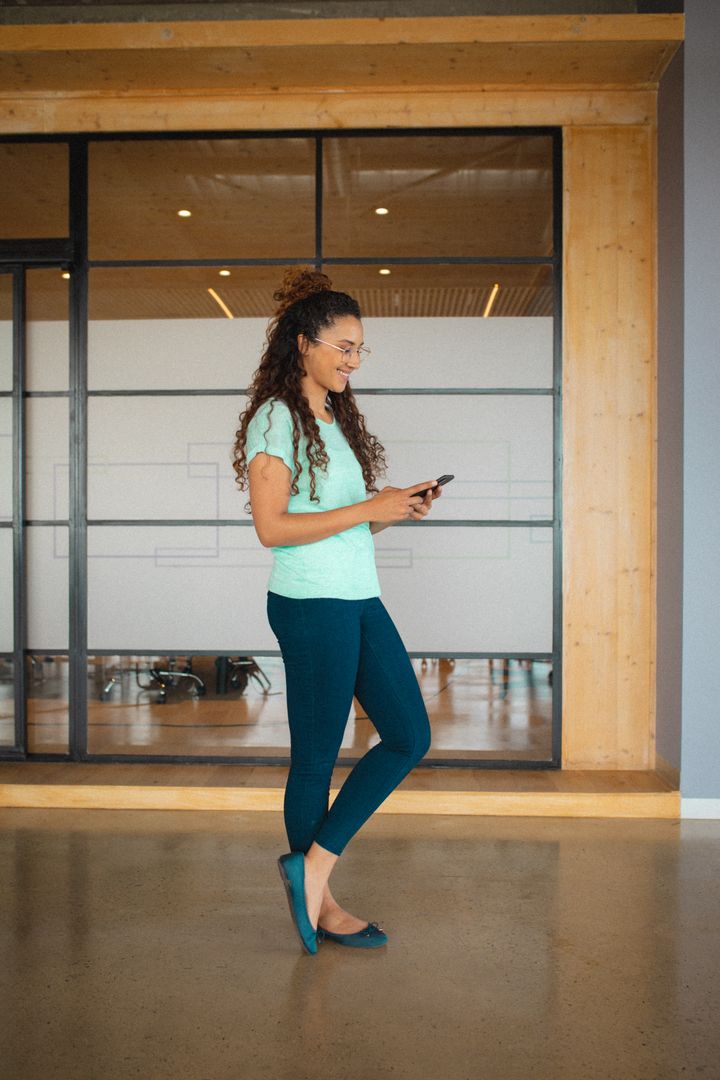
top-left (2, 809), bottom-right (717, 1080)
top-left (1, 654), bottom-right (553, 761)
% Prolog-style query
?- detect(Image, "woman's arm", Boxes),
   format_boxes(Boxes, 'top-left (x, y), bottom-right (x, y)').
top-left (249, 453), bottom-right (373, 548)
top-left (248, 453), bottom-right (439, 547)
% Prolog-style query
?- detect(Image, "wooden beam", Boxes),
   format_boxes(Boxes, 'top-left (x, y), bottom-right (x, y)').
top-left (0, 14), bottom-right (685, 53)
top-left (0, 88), bottom-right (658, 136)
top-left (562, 124), bottom-right (657, 769)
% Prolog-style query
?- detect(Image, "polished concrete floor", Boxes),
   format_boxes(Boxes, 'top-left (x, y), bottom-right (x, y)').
top-left (1, 809), bottom-right (719, 1080)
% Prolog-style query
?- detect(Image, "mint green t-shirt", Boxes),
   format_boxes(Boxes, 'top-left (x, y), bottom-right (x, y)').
top-left (244, 398), bottom-right (381, 600)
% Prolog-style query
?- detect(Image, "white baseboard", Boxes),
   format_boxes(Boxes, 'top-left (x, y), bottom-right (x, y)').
top-left (681, 798), bottom-right (720, 819)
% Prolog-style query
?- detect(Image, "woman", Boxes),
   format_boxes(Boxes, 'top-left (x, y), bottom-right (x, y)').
top-left (232, 267), bottom-right (441, 954)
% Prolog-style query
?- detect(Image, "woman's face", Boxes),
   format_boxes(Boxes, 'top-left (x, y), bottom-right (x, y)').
top-left (298, 315), bottom-right (365, 397)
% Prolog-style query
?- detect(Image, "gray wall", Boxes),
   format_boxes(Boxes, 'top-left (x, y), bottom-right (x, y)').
top-left (681, 0), bottom-right (720, 797)
top-left (656, 46), bottom-right (684, 772)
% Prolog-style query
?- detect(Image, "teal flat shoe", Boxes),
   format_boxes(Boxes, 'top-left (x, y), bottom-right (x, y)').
top-left (317, 921), bottom-right (388, 949)
top-left (277, 852), bottom-right (318, 955)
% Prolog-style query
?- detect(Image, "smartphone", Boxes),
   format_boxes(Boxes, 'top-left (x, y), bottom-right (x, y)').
top-left (414, 474), bottom-right (454, 501)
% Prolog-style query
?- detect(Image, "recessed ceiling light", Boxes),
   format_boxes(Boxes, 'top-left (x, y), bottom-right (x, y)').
top-left (379, 268), bottom-right (391, 276)
top-left (61, 271), bottom-right (70, 280)
top-left (218, 269), bottom-right (231, 277)
top-left (177, 209), bottom-right (192, 218)
top-left (375, 207), bottom-right (389, 216)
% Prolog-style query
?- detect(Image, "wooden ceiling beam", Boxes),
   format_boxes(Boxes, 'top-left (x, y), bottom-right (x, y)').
top-left (0, 14), bottom-right (684, 133)
top-left (0, 13), bottom-right (685, 53)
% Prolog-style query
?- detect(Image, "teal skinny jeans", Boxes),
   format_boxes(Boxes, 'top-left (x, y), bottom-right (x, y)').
top-left (266, 591), bottom-right (432, 856)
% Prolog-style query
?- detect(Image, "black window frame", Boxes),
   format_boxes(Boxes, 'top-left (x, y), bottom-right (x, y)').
top-left (0, 126), bottom-right (563, 769)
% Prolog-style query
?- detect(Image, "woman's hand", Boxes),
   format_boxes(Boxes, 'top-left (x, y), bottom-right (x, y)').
top-left (409, 481), bottom-right (442, 520)
top-left (368, 480), bottom-right (442, 524)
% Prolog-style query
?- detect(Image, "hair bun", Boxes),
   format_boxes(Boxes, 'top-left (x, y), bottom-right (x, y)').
top-left (272, 266), bottom-right (333, 315)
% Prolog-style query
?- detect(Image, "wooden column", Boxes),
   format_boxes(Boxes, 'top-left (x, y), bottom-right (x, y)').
top-left (562, 124), bottom-right (657, 768)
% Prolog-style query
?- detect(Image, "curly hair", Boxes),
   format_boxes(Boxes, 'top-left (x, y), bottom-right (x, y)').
top-left (232, 267), bottom-right (388, 514)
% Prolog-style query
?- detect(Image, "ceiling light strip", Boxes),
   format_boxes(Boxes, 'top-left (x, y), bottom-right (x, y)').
top-left (482, 283), bottom-right (500, 318)
top-left (208, 287), bottom-right (235, 319)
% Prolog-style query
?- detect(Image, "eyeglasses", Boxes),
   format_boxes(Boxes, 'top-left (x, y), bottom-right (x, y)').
top-left (313, 337), bottom-right (372, 362)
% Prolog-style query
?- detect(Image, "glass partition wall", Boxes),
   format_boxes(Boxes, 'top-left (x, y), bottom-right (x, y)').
top-left (1, 129), bottom-right (561, 767)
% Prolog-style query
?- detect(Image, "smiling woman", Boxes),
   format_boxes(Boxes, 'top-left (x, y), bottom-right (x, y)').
top-left (236, 265), bottom-right (441, 952)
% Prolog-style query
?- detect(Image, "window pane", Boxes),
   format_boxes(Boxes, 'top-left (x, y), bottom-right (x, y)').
top-left (89, 139), bottom-right (316, 260)
top-left (88, 396), bottom-right (244, 521)
top-left (88, 266), bottom-right (288, 390)
top-left (0, 142), bottom-right (69, 239)
top-left (85, 654), bottom-right (552, 761)
top-left (26, 398), bottom-right (68, 520)
top-left (87, 526), bottom-right (272, 653)
top-left (87, 653), bottom-right (285, 758)
top-left (0, 398), bottom-right (11, 522)
top-left (349, 658), bottom-right (553, 763)
top-left (361, 315), bottom-right (552, 389)
top-left (87, 392), bottom-right (551, 523)
top-left (0, 529), bottom-right (12, 652)
top-left (323, 135), bottom-right (554, 258)
top-left (330, 263), bottom-right (554, 319)
top-left (363, 395), bottom-right (554, 522)
top-left (26, 526), bottom-right (68, 651)
top-left (26, 269), bottom-right (70, 392)
top-left (87, 525), bottom-right (551, 655)
top-left (87, 266), bottom-right (553, 390)
top-left (0, 656), bottom-right (14, 749)
top-left (27, 655), bottom-right (69, 755)
top-left (377, 526), bottom-right (553, 655)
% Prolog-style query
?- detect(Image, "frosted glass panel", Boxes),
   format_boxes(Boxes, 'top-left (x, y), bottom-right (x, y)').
top-left (87, 396), bottom-right (244, 520)
top-left (27, 324), bottom-right (69, 392)
top-left (0, 528), bottom-right (13, 652)
top-left (88, 313), bottom-right (552, 391)
top-left (0, 398), bottom-right (11, 522)
top-left (89, 316), bottom-right (267, 391)
top-left (364, 395), bottom-right (553, 521)
top-left (26, 398), bottom-right (69, 520)
top-left (87, 526), bottom-right (273, 652)
top-left (362, 317), bottom-right (553, 388)
top-left (88, 393), bottom-right (551, 522)
top-left (87, 525), bottom-right (551, 654)
top-left (26, 526), bottom-right (69, 650)
top-left (375, 527), bottom-right (553, 654)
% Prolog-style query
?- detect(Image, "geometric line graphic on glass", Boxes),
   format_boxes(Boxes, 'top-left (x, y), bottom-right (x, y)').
top-left (379, 437), bottom-right (552, 521)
